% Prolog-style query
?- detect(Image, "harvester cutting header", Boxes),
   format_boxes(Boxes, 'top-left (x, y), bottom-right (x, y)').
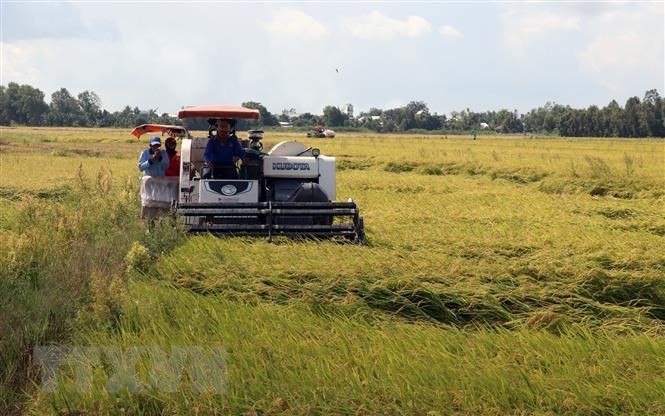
top-left (139, 105), bottom-right (365, 242)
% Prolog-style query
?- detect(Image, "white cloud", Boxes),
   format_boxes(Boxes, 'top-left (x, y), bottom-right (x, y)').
top-left (2, 45), bottom-right (29, 86)
top-left (502, 10), bottom-right (579, 51)
top-left (439, 25), bottom-right (462, 38)
top-left (342, 11), bottom-right (431, 40)
top-left (2, 2), bottom-right (109, 42)
top-left (260, 9), bottom-right (328, 39)
top-left (577, 33), bottom-right (645, 92)
top-left (577, 7), bottom-right (664, 94)
top-left (1, 37), bottom-right (207, 111)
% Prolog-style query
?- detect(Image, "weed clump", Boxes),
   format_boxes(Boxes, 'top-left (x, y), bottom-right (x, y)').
top-left (524, 311), bottom-right (570, 334)
top-left (596, 207), bottom-right (636, 219)
top-left (584, 156), bottom-right (612, 178)
top-left (125, 242), bottom-right (151, 275)
top-left (88, 271), bottom-right (129, 325)
top-left (384, 161), bottom-right (418, 173)
top-left (420, 164), bottom-right (444, 175)
top-left (337, 159), bottom-right (375, 171)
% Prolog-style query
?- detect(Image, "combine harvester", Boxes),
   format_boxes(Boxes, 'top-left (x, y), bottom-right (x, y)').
top-left (306, 125), bottom-right (336, 138)
top-left (172, 105), bottom-right (364, 242)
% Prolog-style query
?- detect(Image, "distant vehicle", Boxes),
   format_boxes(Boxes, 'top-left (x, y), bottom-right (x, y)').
top-left (307, 125), bottom-right (335, 138)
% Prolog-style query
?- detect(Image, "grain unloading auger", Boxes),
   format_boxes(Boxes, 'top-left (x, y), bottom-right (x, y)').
top-left (174, 105), bottom-right (365, 243)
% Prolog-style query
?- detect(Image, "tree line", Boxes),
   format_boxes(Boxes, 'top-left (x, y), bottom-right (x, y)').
top-left (0, 84), bottom-right (177, 128)
top-left (0, 82), bottom-right (662, 137)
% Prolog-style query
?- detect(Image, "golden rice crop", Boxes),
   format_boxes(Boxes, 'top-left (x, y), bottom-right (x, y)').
top-left (2, 126), bottom-right (664, 414)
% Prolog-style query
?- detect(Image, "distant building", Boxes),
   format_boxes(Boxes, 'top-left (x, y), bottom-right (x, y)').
top-left (279, 121), bottom-right (293, 128)
top-left (341, 103), bottom-right (354, 119)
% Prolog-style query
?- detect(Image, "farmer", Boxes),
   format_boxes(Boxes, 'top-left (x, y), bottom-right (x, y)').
top-left (164, 136), bottom-right (180, 177)
top-left (138, 136), bottom-right (170, 176)
top-left (137, 136), bottom-right (171, 219)
top-left (204, 119), bottom-right (245, 179)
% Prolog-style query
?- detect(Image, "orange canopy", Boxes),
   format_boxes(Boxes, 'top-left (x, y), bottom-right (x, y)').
top-left (177, 105), bottom-right (260, 120)
top-left (131, 124), bottom-right (189, 138)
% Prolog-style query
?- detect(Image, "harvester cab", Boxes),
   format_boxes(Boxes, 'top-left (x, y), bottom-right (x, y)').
top-left (174, 105), bottom-right (364, 242)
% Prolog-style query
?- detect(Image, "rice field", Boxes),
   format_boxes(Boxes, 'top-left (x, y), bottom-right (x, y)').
top-left (1, 126), bottom-right (664, 414)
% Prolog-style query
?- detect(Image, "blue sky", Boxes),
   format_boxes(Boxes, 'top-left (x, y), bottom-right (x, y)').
top-left (2, 1), bottom-right (663, 116)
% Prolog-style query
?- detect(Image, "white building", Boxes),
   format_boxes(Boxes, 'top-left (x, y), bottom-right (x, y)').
top-left (341, 103), bottom-right (354, 119)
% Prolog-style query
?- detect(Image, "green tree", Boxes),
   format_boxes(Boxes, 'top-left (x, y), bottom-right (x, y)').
top-left (603, 100), bottom-right (624, 137)
top-left (523, 107), bottom-right (546, 133)
top-left (322, 105), bottom-right (346, 127)
top-left (0, 86), bottom-right (7, 125)
top-left (494, 109), bottom-right (523, 133)
top-left (241, 101), bottom-right (278, 127)
top-left (584, 105), bottom-right (601, 136)
top-left (293, 112), bottom-right (321, 127)
top-left (0, 82), bottom-right (48, 125)
top-left (77, 91), bottom-right (102, 127)
top-left (416, 110), bottom-right (442, 130)
top-left (623, 97), bottom-right (644, 137)
top-left (97, 109), bottom-right (115, 127)
top-left (1, 83), bottom-right (22, 123)
top-left (48, 88), bottom-right (83, 126)
top-left (156, 112), bottom-right (179, 125)
top-left (642, 89), bottom-right (664, 137)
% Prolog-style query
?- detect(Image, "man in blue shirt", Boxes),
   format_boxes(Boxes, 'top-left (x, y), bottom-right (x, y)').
top-left (137, 136), bottom-right (171, 220)
top-left (204, 119), bottom-right (245, 179)
top-left (138, 136), bottom-right (170, 176)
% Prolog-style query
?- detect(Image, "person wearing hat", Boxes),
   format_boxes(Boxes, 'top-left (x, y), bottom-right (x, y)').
top-left (204, 119), bottom-right (245, 179)
top-left (164, 136), bottom-right (180, 177)
top-left (137, 136), bottom-right (171, 220)
top-left (138, 136), bottom-right (170, 176)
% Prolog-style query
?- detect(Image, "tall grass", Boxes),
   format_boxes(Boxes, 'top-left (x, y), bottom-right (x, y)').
top-left (0, 167), bottom-right (183, 413)
top-left (26, 283), bottom-right (665, 415)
